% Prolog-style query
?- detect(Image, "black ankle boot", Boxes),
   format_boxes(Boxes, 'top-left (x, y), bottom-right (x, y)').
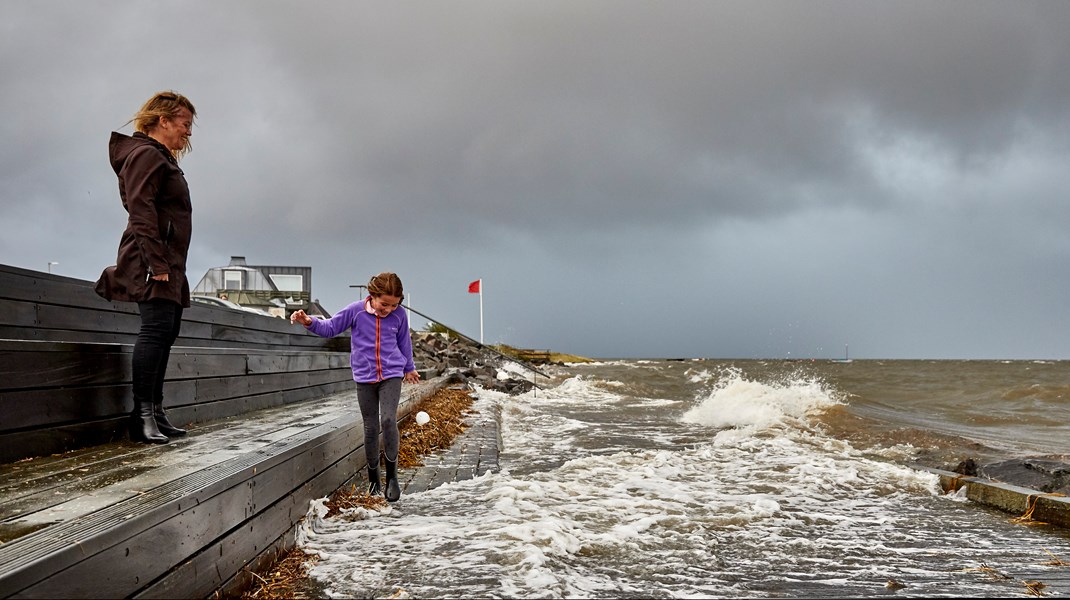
top-left (384, 459), bottom-right (401, 502)
top-left (131, 401), bottom-right (168, 444)
top-left (367, 466), bottom-right (381, 496)
top-left (153, 402), bottom-right (187, 437)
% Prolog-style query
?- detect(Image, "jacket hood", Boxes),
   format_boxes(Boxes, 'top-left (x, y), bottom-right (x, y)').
top-left (109, 131), bottom-right (174, 175)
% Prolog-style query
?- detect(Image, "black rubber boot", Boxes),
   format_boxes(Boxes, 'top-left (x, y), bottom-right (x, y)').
top-left (384, 458), bottom-right (401, 502)
top-left (130, 402), bottom-right (168, 444)
top-left (367, 466), bottom-right (381, 496)
top-left (153, 402), bottom-right (187, 437)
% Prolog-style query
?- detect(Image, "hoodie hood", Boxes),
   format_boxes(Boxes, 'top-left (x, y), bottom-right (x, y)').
top-left (109, 131), bottom-right (174, 175)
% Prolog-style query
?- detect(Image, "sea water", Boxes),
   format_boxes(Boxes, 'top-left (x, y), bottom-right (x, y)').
top-left (299, 359), bottom-right (1070, 598)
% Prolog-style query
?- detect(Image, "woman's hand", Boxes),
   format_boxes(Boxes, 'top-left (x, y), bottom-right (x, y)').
top-left (290, 309), bottom-right (313, 327)
top-left (404, 370), bottom-right (421, 384)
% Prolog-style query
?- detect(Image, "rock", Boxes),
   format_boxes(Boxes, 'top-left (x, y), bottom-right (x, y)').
top-left (973, 455), bottom-right (1070, 495)
top-left (412, 333), bottom-right (540, 396)
top-left (943, 455), bottom-right (1070, 494)
top-left (505, 380), bottom-right (535, 394)
top-left (953, 458), bottom-right (979, 476)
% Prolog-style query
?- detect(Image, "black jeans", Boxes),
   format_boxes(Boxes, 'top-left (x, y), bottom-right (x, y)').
top-left (355, 377), bottom-right (402, 465)
top-left (133, 300), bottom-right (183, 406)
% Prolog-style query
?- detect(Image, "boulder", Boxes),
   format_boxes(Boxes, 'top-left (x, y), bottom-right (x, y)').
top-left (949, 455), bottom-right (1070, 495)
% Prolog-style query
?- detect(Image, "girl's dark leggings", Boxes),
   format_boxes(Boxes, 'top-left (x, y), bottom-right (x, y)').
top-left (133, 299), bottom-right (184, 405)
top-left (356, 377), bottom-right (402, 466)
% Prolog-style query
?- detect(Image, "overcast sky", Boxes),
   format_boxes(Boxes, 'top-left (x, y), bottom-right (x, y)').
top-left (3, 1), bottom-right (1069, 359)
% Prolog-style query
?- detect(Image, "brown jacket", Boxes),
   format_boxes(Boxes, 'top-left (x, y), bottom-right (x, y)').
top-left (95, 132), bottom-right (192, 307)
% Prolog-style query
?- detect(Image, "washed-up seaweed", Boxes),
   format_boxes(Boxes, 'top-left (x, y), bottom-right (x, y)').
top-left (399, 387), bottom-right (478, 468)
top-left (239, 547), bottom-right (319, 600)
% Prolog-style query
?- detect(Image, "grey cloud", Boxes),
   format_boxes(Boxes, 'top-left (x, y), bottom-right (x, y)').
top-left (3, 1), bottom-right (1070, 358)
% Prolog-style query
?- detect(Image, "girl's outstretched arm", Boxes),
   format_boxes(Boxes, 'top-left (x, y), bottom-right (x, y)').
top-left (298, 302), bottom-right (361, 338)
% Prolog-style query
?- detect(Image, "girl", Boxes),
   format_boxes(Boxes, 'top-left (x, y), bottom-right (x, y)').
top-left (290, 272), bottom-right (420, 502)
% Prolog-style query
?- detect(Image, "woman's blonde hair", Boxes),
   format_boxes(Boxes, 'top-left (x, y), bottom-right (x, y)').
top-left (367, 272), bottom-right (404, 299)
top-left (130, 91), bottom-right (197, 158)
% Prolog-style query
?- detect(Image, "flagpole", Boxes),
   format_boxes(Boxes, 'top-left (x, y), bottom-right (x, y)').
top-left (468, 278), bottom-right (485, 345)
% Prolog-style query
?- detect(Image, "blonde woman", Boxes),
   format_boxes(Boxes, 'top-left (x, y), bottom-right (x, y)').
top-left (96, 91), bottom-right (196, 444)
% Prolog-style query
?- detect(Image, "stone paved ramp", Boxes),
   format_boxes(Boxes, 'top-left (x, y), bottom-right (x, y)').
top-left (399, 389), bottom-right (503, 495)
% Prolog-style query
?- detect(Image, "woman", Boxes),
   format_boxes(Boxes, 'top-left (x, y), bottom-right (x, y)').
top-left (95, 91), bottom-right (196, 444)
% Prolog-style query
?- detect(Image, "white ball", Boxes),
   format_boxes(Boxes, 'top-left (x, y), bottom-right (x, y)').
top-left (415, 411), bottom-right (430, 426)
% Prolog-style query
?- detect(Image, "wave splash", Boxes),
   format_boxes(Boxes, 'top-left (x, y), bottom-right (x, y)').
top-left (681, 367), bottom-right (843, 431)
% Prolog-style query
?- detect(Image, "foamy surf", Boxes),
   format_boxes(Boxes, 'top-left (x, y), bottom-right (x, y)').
top-left (300, 360), bottom-right (1070, 598)
top-left (682, 368), bottom-right (842, 431)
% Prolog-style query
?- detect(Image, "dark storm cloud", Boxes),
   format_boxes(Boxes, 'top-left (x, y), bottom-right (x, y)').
top-left (231, 1), bottom-right (1070, 236)
top-left (2, 1), bottom-right (1070, 358)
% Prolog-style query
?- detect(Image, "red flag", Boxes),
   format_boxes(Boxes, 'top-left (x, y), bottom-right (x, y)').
top-left (468, 279), bottom-right (481, 293)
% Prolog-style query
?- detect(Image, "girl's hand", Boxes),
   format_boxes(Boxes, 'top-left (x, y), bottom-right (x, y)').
top-left (290, 309), bottom-right (313, 327)
top-left (404, 370), bottom-right (421, 384)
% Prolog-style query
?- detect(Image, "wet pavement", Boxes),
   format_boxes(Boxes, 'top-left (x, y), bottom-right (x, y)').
top-left (398, 391), bottom-right (502, 496)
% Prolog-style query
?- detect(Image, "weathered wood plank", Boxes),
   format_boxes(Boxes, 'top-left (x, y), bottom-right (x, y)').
top-left (156, 381), bottom-right (353, 433)
top-left (0, 385), bottom-right (129, 431)
top-left (0, 298), bottom-right (140, 337)
top-left (0, 324), bottom-right (346, 352)
top-left (0, 348), bottom-right (128, 390)
top-left (0, 300), bottom-right (313, 349)
top-left (0, 341), bottom-right (351, 417)
top-left (0, 267), bottom-right (333, 349)
top-left (0, 367), bottom-right (352, 433)
top-left (0, 418), bottom-right (129, 465)
top-left (0, 266), bottom-right (104, 305)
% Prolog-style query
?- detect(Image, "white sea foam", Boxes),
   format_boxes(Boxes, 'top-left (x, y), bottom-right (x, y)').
top-left (542, 375), bottom-right (625, 404)
top-left (497, 360), bottom-right (539, 381)
top-left (686, 367), bottom-right (715, 384)
top-left (569, 359), bottom-right (652, 369)
top-left (299, 361), bottom-right (1058, 598)
top-left (682, 369), bottom-right (841, 431)
top-left (302, 433), bottom-right (943, 597)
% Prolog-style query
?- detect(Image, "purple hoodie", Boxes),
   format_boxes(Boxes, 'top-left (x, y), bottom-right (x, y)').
top-left (305, 298), bottom-right (416, 383)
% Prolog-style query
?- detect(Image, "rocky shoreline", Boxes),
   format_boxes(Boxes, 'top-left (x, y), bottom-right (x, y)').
top-left (410, 331), bottom-right (550, 395)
